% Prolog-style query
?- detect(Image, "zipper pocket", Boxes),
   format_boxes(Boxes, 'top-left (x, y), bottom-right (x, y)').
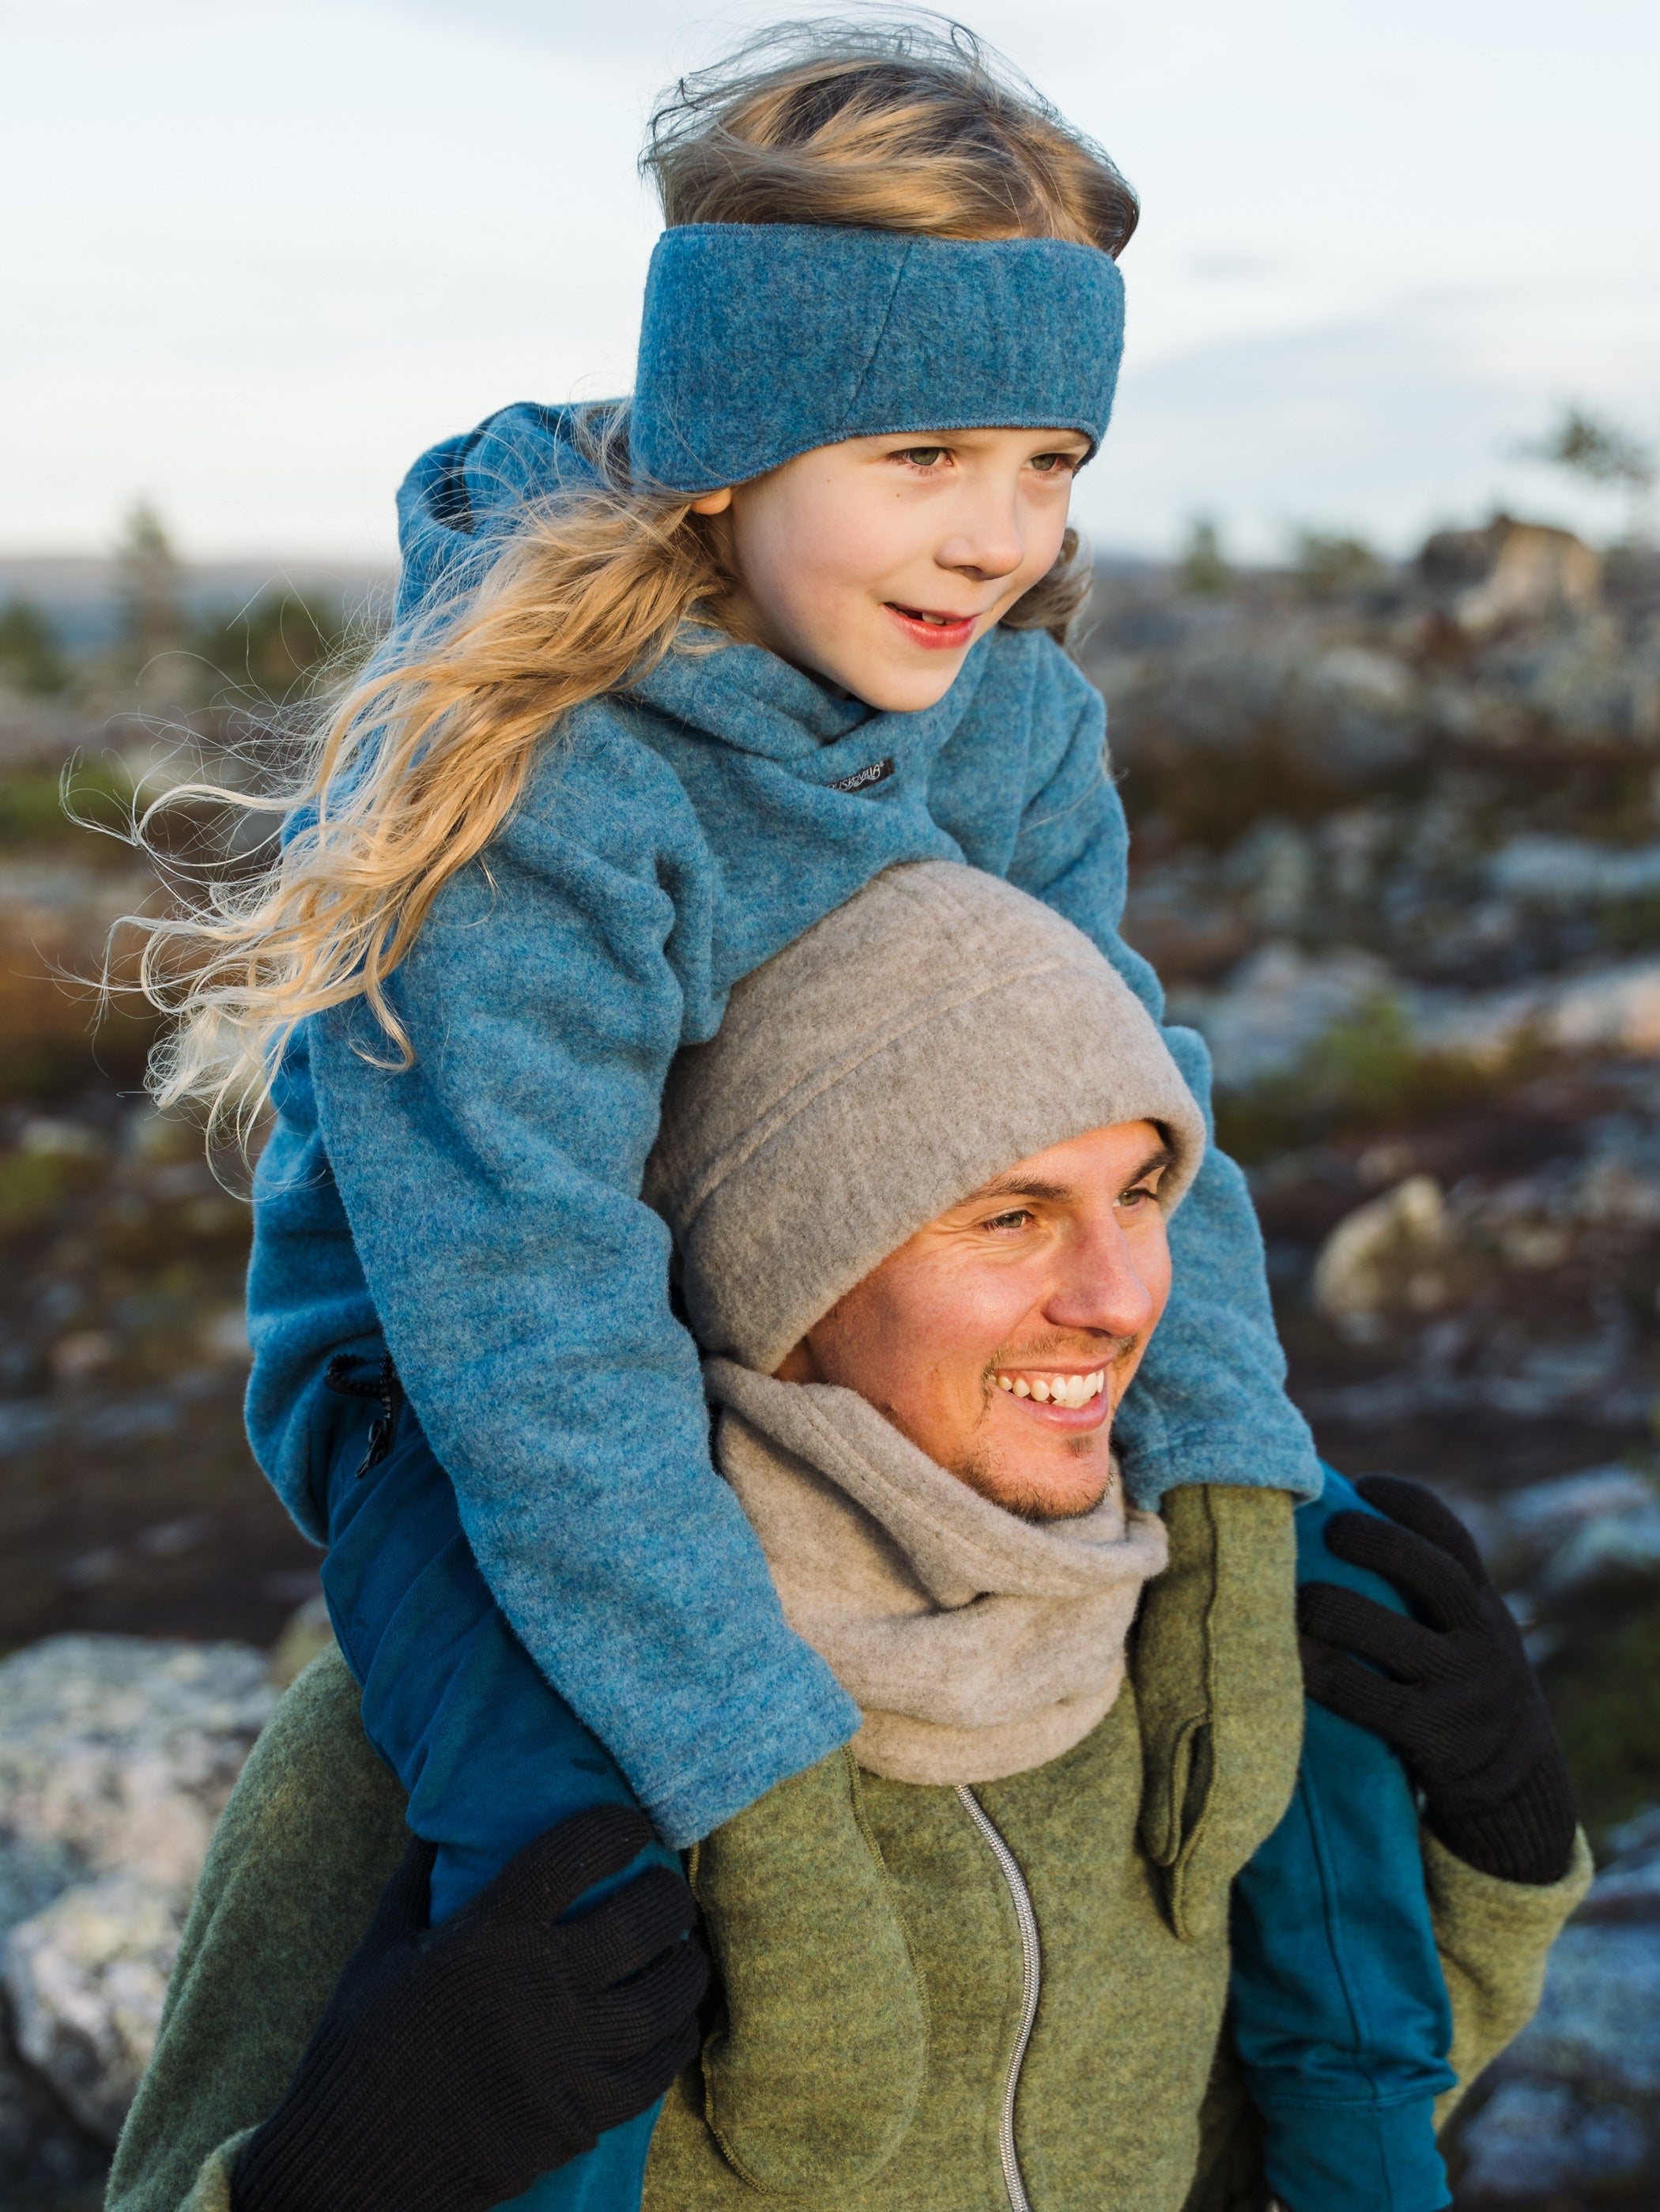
top-left (956, 1785), bottom-right (1039, 2212)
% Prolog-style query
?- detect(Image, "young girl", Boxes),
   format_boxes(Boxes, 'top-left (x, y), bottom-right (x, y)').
top-left (137, 18), bottom-right (1571, 2212)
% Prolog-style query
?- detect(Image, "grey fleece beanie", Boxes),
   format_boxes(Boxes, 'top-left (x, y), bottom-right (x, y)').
top-left (643, 862), bottom-right (1206, 1372)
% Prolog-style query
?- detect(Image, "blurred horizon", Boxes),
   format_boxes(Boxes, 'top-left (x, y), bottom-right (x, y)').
top-left (7, 0), bottom-right (1659, 566)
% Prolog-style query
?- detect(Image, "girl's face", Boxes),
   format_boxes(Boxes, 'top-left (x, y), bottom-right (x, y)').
top-left (692, 425), bottom-right (1090, 711)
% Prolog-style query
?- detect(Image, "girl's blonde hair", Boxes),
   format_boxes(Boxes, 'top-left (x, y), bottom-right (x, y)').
top-left (139, 16), bottom-right (1137, 1130)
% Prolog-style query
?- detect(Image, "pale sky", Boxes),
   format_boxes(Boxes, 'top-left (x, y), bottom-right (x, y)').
top-left (6, 0), bottom-right (1658, 563)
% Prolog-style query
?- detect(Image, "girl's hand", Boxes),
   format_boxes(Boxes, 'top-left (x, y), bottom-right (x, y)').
top-left (1297, 1475), bottom-right (1578, 1886)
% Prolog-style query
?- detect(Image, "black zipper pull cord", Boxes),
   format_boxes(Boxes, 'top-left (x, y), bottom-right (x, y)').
top-left (323, 1351), bottom-right (406, 1477)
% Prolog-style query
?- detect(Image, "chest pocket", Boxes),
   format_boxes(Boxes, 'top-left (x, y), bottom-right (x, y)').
top-left (1132, 1485), bottom-right (1302, 1941)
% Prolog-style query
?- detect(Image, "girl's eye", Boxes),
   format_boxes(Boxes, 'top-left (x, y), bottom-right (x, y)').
top-left (895, 447), bottom-right (949, 469)
top-left (1030, 451), bottom-right (1081, 476)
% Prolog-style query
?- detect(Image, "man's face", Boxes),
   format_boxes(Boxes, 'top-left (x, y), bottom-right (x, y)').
top-left (775, 1121), bottom-right (1174, 1521)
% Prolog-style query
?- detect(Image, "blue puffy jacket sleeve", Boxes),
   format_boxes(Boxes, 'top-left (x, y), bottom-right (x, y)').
top-left (299, 724), bottom-right (859, 1848)
top-left (996, 650), bottom-right (1321, 1507)
top-left (1230, 1470), bottom-right (1456, 2212)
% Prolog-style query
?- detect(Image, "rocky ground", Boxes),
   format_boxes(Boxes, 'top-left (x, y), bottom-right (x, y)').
top-left (2, 520), bottom-right (1658, 2204)
top-left (0, 1618), bottom-right (329, 2204)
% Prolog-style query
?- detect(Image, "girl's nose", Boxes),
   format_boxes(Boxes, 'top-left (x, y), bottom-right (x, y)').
top-left (937, 496), bottom-right (1025, 582)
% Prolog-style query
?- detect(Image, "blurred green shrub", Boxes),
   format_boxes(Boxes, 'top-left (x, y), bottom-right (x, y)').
top-left (1178, 517), bottom-right (1232, 597)
top-left (0, 760), bottom-right (133, 852)
top-left (1217, 997), bottom-right (1519, 1163)
top-left (1601, 888), bottom-right (1660, 951)
top-left (0, 1148), bottom-right (72, 1232)
top-left (0, 599), bottom-right (72, 694)
top-left (1541, 1585), bottom-right (1660, 1842)
top-left (194, 590), bottom-right (350, 703)
top-left (1292, 529), bottom-right (1386, 601)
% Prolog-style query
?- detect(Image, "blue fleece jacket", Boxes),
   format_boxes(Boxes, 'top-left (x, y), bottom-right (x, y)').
top-left (245, 402), bottom-right (1322, 1848)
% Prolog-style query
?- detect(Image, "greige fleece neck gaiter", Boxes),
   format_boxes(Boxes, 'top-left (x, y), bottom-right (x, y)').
top-left (707, 1361), bottom-right (1169, 1787)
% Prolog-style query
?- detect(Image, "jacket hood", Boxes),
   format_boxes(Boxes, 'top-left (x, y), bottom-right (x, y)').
top-left (394, 401), bottom-right (616, 624)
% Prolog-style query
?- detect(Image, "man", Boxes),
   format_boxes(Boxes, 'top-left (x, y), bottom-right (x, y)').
top-left (111, 866), bottom-right (1586, 2212)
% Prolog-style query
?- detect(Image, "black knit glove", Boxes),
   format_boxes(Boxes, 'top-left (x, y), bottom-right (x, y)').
top-left (234, 1804), bottom-right (707, 2212)
top-left (1297, 1475), bottom-right (1578, 1887)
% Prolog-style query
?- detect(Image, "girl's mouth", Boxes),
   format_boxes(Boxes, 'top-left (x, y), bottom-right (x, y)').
top-left (884, 602), bottom-right (980, 651)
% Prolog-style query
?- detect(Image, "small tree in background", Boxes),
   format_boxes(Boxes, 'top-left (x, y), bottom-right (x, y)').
top-left (1179, 516), bottom-right (1232, 597)
top-left (193, 590), bottom-right (350, 705)
top-left (115, 500), bottom-right (189, 691)
top-left (1520, 405), bottom-right (1656, 537)
top-left (1292, 529), bottom-right (1386, 602)
top-left (0, 601), bottom-right (72, 695)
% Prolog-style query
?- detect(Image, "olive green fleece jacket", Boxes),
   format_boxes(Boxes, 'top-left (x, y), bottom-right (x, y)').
top-left (108, 1488), bottom-right (1590, 2212)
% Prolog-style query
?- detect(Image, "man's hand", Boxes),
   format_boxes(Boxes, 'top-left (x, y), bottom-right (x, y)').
top-left (1297, 1475), bottom-right (1577, 1886)
top-left (234, 1803), bottom-right (707, 2212)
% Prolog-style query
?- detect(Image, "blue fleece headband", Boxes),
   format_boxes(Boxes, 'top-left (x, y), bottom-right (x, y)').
top-left (629, 223), bottom-right (1125, 494)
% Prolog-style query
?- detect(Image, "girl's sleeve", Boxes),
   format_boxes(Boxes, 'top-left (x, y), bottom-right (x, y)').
top-left (1004, 657), bottom-right (1322, 1507)
top-left (305, 734), bottom-right (858, 1848)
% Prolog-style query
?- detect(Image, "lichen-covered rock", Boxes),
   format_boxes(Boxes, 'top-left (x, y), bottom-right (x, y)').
top-left (0, 1636), bottom-right (277, 2182)
top-left (0, 1634), bottom-right (277, 1905)
top-left (1311, 1175), bottom-right (1454, 1340)
top-left (3, 1874), bottom-right (189, 2146)
top-left (1485, 1465), bottom-right (1660, 1600)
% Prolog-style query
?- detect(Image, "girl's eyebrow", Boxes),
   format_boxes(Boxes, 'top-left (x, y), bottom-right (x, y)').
top-left (881, 429), bottom-right (1092, 451)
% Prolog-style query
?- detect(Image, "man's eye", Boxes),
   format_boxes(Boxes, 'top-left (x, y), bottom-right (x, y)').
top-left (983, 1208), bottom-right (1033, 1232)
top-left (1119, 1185), bottom-right (1157, 1210)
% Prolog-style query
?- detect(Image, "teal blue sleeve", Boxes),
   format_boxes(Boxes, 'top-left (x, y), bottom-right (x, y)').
top-left (990, 647), bottom-right (1322, 1510)
top-left (1229, 1468), bottom-right (1455, 2212)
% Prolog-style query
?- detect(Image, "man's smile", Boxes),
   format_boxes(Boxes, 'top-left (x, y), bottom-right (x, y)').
top-left (993, 1367), bottom-right (1106, 1407)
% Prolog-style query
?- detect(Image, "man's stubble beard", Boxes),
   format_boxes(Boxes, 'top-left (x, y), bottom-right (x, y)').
top-left (951, 1335), bottom-right (1134, 1524)
top-left (949, 1429), bottom-right (1115, 1524)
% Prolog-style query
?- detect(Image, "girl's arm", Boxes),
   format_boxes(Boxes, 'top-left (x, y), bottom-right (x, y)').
top-left (998, 639), bottom-right (1322, 1508)
top-left (306, 722), bottom-right (858, 1849)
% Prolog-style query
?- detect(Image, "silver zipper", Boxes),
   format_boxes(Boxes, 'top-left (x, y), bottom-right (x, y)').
top-left (956, 1784), bottom-right (1039, 2212)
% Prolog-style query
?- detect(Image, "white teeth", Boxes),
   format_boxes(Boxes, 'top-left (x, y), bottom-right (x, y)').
top-left (994, 1370), bottom-right (1107, 1407)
